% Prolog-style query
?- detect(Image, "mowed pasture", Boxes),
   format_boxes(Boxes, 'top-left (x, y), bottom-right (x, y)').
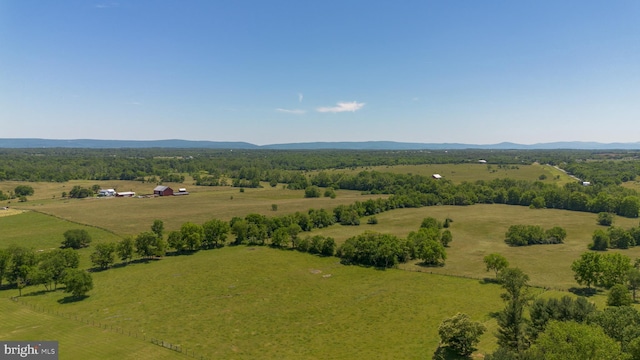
top-left (10, 182), bottom-right (388, 236)
top-left (2, 246), bottom-right (505, 359)
top-left (0, 163), bottom-right (635, 359)
top-left (311, 163), bottom-right (574, 185)
top-left (0, 299), bottom-right (183, 360)
top-left (310, 204), bottom-right (640, 290)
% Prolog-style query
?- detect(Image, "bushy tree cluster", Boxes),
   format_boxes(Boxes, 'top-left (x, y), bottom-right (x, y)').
top-left (571, 252), bottom-right (632, 289)
top-left (504, 225), bottom-right (567, 246)
top-left (0, 245), bottom-right (82, 297)
top-left (485, 268), bottom-right (640, 360)
top-left (61, 229), bottom-right (92, 249)
top-left (337, 232), bottom-right (410, 268)
top-left (337, 218), bottom-right (450, 268)
top-left (589, 225), bottom-right (640, 250)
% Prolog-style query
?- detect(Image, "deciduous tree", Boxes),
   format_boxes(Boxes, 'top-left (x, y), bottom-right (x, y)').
top-left (90, 242), bottom-right (116, 269)
top-left (61, 229), bottom-right (92, 249)
top-left (62, 269), bottom-right (93, 298)
top-left (437, 313), bottom-right (486, 357)
top-left (496, 267), bottom-right (532, 353)
top-left (484, 253), bottom-right (509, 278)
top-left (116, 236), bottom-right (135, 264)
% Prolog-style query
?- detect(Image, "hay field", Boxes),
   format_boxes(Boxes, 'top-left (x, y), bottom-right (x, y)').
top-left (12, 184), bottom-right (388, 236)
top-left (312, 163), bottom-right (574, 185)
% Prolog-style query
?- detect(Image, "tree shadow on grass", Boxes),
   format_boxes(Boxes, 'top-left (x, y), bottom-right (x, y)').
top-left (568, 287), bottom-right (598, 297)
top-left (417, 262), bottom-right (446, 268)
top-left (58, 295), bottom-right (89, 304)
top-left (432, 346), bottom-right (470, 360)
top-left (22, 289), bottom-right (50, 297)
top-left (479, 277), bottom-right (500, 285)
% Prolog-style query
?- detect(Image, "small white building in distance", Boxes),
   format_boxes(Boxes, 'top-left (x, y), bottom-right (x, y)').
top-left (478, 159), bottom-right (487, 163)
top-left (175, 188), bottom-right (190, 195)
top-left (582, 181), bottom-right (591, 186)
top-left (432, 174), bottom-right (442, 179)
top-left (116, 191), bottom-right (136, 197)
top-left (98, 189), bottom-right (116, 197)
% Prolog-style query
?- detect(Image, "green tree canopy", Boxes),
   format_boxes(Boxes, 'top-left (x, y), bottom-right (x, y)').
top-left (484, 253), bottom-right (509, 277)
top-left (437, 313), bottom-right (486, 357)
top-left (61, 229), bottom-right (92, 249)
top-left (531, 321), bottom-right (625, 360)
top-left (62, 269), bottom-right (93, 298)
top-left (90, 242), bottom-right (116, 270)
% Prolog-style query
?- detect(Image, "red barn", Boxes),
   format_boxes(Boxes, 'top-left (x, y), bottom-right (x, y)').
top-left (153, 185), bottom-right (174, 196)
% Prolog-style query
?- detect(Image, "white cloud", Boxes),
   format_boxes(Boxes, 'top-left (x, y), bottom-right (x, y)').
top-left (317, 101), bottom-right (365, 113)
top-left (298, 93), bottom-right (303, 103)
top-left (276, 108), bottom-right (306, 115)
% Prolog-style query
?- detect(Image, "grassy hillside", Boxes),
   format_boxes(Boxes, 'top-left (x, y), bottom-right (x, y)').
top-left (0, 298), bottom-right (183, 359)
top-left (310, 204), bottom-right (640, 290)
top-left (3, 246), bottom-right (505, 359)
top-left (312, 163), bottom-right (574, 185)
top-left (10, 183), bottom-right (387, 236)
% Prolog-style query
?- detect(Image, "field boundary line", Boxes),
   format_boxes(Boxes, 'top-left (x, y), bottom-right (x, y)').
top-left (16, 208), bottom-right (122, 237)
top-left (7, 296), bottom-right (211, 360)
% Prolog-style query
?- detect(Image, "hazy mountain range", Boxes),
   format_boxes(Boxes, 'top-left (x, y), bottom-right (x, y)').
top-left (1, 138), bottom-right (640, 150)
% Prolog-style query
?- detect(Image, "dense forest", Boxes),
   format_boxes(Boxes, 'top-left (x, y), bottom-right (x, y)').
top-left (1, 148), bottom-right (638, 182)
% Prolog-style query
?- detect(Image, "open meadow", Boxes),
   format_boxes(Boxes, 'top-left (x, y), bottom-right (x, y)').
top-left (2, 246), bottom-right (506, 359)
top-left (0, 298), bottom-right (183, 360)
top-left (5, 181), bottom-right (388, 236)
top-left (310, 163), bottom-right (575, 185)
top-left (1, 162), bottom-right (638, 359)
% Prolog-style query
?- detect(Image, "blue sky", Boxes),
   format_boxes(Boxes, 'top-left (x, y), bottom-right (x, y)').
top-left (1, 1), bottom-right (639, 145)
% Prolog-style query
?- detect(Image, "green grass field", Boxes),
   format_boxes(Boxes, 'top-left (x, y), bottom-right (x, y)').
top-left (8, 182), bottom-right (387, 236)
top-left (0, 298), bottom-right (184, 359)
top-left (312, 163), bottom-right (575, 185)
top-left (0, 164), bottom-right (633, 359)
top-left (310, 204), bottom-right (640, 290)
top-left (2, 246), bottom-right (505, 359)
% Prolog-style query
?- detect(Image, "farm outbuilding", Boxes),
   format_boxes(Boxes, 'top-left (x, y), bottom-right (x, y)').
top-left (98, 189), bottom-right (116, 197)
top-left (432, 174), bottom-right (442, 179)
top-left (153, 186), bottom-right (174, 196)
top-left (116, 191), bottom-right (136, 197)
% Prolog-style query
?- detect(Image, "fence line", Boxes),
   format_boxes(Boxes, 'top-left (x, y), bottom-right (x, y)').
top-left (9, 297), bottom-right (210, 360)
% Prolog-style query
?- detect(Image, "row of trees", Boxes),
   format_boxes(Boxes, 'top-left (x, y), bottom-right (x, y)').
top-left (504, 225), bottom-right (567, 246)
top-left (0, 246), bottom-right (92, 298)
top-left (589, 225), bottom-right (640, 250)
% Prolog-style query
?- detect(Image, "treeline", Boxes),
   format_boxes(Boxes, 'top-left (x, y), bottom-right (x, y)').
top-left (304, 171), bottom-right (640, 218)
top-left (0, 246), bottom-right (92, 298)
top-left (589, 225), bottom-right (640, 250)
top-left (565, 159), bottom-right (640, 185)
top-left (0, 148), bottom-right (628, 183)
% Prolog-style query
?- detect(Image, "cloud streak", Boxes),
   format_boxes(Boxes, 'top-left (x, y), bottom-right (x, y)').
top-left (317, 101), bottom-right (365, 113)
top-left (298, 93), bottom-right (303, 103)
top-left (276, 108), bottom-right (306, 115)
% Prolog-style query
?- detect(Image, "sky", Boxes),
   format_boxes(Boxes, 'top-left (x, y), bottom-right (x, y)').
top-left (1, 1), bottom-right (639, 145)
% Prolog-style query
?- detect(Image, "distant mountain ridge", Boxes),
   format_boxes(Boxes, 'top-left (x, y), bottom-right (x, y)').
top-left (1, 138), bottom-right (639, 150)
